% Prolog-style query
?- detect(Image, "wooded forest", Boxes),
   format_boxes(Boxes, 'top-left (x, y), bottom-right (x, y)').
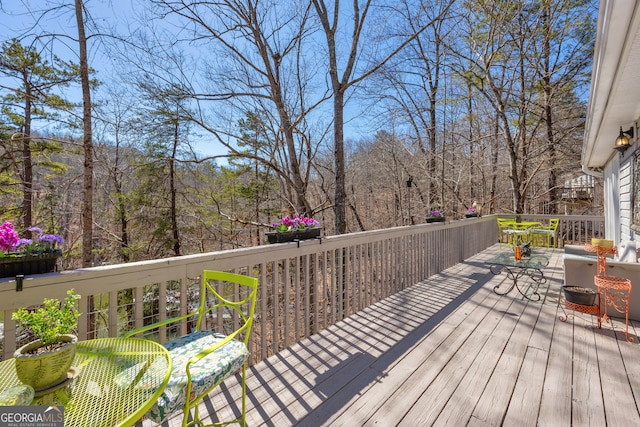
top-left (0, 0), bottom-right (597, 269)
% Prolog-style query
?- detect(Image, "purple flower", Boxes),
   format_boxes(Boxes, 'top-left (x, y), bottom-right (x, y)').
top-left (14, 238), bottom-right (33, 250)
top-left (39, 234), bottom-right (65, 245)
top-left (272, 214), bottom-right (320, 232)
top-left (0, 221), bottom-right (64, 255)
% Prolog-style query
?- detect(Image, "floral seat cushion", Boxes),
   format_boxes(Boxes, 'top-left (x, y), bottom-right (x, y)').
top-left (146, 331), bottom-right (249, 424)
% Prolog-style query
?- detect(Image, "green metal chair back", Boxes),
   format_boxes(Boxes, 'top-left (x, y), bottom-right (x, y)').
top-left (496, 218), bottom-right (514, 247)
top-left (126, 271), bottom-right (258, 427)
top-left (195, 271), bottom-right (258, 347)
top-left (531, 218), bottom-right (560, 248)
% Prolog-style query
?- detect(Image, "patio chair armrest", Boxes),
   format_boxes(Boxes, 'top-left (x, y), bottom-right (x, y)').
top-left (125, 312), bottom-right (197, 338)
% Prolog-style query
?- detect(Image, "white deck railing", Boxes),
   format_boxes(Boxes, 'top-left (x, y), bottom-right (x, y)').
top-left (0, 214), bottom-right (604, 362)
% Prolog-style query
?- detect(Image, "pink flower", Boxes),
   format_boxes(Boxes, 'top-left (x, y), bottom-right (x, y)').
top-left (0, 221), bottom-right (20, 252)
top-left (272, 214), bottom-right (320, 232)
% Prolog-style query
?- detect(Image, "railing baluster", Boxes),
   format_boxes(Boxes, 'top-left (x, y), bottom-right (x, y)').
top-left (284, 258), bottom-right (290, 349)
top-left (108, 291), bottom-right (118, 337)
top-left (272, 260), bottom-right (280, 354)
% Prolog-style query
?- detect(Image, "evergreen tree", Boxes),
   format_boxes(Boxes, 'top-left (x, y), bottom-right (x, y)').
top-left (0, 38), bottom-right (76, 232)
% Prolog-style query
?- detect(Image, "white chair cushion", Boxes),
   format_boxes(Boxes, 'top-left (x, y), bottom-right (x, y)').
top-left (504, 229), bottom-right (529, 235)
top-left (531, 229), bottom-right (553, 234)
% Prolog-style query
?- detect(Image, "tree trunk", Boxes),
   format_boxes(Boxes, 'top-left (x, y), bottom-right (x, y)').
top-left (490, 113), bottom-right (500, 213)
top-left (75, 0), bottom-right (95, 339)
top-left (170, 119), bottom-right (181, 256)
top-left (542, 4), bottom-right (557, 214)
top-left (21, 73), bottom-right (33, 233)
top-left (333, 90), bottom-right (347, 234)
top-left (75, 0), bottom-right (93, 268)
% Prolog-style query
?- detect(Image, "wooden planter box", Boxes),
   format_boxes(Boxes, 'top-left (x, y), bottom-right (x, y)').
top-left (265, 228), bottom-right (321, 244)
top-left (0, 252), bottom-right (61, 278)
top-left (426, 217), bottom-right (445, 223)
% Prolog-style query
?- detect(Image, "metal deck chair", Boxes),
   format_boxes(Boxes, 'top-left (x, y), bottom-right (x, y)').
top-left (531, 218), bottom-right (559, 248)
top-left (126, 271), bottom-right (258, 427)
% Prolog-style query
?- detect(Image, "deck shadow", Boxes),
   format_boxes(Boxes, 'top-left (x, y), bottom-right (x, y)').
top-left (287, 262), bottom-right (499, 426)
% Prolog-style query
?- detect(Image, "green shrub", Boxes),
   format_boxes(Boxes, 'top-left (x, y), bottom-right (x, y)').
top-left (12, 289), bottom-right (81, 350)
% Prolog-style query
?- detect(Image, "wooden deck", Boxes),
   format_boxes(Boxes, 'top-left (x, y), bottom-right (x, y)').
top-left (147, 244), bottom-right (640, 426)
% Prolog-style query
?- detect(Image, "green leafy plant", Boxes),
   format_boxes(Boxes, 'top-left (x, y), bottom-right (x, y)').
top-left (12, 289), bottom-right (81, 350)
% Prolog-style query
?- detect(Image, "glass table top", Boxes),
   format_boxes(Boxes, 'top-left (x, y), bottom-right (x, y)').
top-left (486, 252), bottom-right (550, 269)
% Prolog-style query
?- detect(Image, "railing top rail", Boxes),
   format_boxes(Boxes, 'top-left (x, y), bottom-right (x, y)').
top-left (0, 214), bottom-right (602, 309)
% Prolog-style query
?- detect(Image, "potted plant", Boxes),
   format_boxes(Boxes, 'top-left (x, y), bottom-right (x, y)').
top-left (12, 289), bottom-right (81, 392)
top-left (562, 286), bottom-right (597, 306)
top-left (465, 206), bottom-right (480, 218)
top-left (426, 210), bottom-right (445, 223)
top-left (0, 221), bottom-right (64, 277)
top-left (266, 214), bottom-right (321, 243)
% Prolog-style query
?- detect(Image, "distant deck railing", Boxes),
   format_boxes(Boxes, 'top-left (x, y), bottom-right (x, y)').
top-left (0, 214), bottom-right (604, 362)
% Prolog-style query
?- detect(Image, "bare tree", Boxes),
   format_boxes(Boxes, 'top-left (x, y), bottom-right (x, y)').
top-left (137, 0), bottom-right (324, 219)
top-left (535, 0), bottom-right (594, 214)
top-left (451, 1), bottom-right (537, 213)
top-left (311, 0), bottom-right (453, 233)
top-left (74, 0), bottom-right (95, 267)
top-left (371, 0), bottom-right (456, 213)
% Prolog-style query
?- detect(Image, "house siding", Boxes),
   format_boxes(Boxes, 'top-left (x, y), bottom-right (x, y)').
top-left (604, 160), bottom-right (619, 244)
top-left (616, 147), bottom-right (639, 243)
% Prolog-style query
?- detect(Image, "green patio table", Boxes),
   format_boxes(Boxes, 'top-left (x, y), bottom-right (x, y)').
top-left (0, 337), bottom-right (171, 427)
top-left (487, 252), bottom-right (549, 301)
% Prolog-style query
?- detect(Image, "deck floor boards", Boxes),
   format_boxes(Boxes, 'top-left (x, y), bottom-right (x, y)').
top-left (143, 244), bottom-right (640, 427)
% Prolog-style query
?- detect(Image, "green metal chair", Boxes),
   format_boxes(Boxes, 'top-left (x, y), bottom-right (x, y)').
top-left (531, 218), bottom-right (560, 248)
top-left (125, 271), bottom-right (258, 427)
top-left (498, 219), bottom-right (532, 247)
top-left (496, 218), bottom-right (514, 248)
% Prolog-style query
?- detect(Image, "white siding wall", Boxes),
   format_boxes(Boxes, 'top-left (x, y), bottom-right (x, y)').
top-left (619, 154), bottom-right (634, 240)
top-left (604, 159), bottom-right (620, 244)
top-left (610, 142), bottom-right (640, 244)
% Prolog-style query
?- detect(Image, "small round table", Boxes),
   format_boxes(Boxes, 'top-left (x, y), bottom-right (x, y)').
top-left (0, 337), bottom-right (171, 426)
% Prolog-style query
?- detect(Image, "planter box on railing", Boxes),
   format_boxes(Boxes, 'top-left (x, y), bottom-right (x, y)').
top-left (426, 217), bottom-right (445, 223)
top-left (0, 252), bottom-right (61, 278)
top-left (265, 228), bottom-right (321, 244)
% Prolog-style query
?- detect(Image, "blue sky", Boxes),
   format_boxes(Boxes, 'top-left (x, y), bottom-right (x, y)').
top-left (0, 1), bottom-right (388, 164)
top-left (0, 0), bottom-right (230, 159)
